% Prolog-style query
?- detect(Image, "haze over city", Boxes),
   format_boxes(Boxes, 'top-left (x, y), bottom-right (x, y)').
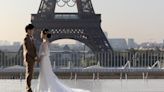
top-left (0, 0), bottom-right (164, 44)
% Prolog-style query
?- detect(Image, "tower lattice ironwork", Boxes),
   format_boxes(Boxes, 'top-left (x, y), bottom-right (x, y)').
top-left (31, 0), bottom-right (113, 52)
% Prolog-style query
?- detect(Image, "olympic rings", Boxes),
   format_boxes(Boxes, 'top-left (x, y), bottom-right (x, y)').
top-left (56, 0), bottom-right (76, 7)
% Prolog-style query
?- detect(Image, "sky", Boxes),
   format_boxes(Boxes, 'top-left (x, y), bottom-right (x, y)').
top-left (0, 0), bottom-right (164, 44)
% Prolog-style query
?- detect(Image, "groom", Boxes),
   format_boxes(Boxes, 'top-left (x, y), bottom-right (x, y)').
top-left (23, 24), bottom-right (38, 92)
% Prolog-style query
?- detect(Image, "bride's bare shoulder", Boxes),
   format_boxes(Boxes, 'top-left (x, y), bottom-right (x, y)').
top-left (41, 42), bottom-right (48, 47)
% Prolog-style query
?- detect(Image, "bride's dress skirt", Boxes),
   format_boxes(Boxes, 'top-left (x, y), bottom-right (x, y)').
top-left (34, 56), bottom-right (90, 92)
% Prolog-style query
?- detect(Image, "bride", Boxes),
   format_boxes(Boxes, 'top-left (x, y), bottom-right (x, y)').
top-left (34, 29), bottom-right (90, 92)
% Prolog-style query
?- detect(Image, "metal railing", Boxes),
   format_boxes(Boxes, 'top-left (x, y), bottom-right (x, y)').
top-left (1, 50), bottom-right (164, 79)
top-left (0, 50), bottom-right (164, 69)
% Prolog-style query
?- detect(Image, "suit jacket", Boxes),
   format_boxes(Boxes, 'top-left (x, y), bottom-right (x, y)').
top-left (23, 34), bottom-right (37, 63)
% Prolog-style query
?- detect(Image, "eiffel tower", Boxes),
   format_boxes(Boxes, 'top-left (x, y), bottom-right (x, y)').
top-left (31, 0), bottom-right (113, 52)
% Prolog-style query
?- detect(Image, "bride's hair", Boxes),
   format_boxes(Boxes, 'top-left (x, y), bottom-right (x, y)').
top-left (42, 29), bottom-right (51, 38)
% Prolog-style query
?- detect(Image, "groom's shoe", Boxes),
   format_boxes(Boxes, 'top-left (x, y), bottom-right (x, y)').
top-left (27, 88), bottom-right (32, 92)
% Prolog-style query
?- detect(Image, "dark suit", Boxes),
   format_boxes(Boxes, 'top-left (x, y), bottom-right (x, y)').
top-left (23, 34), bottom-right (37, 92)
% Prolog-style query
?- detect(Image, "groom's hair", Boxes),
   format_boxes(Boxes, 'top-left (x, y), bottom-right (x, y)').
top-left (25, 24), bottom-right (35, 33)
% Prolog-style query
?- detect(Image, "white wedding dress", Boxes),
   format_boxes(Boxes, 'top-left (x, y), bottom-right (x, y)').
top-left (34, 42), bottom-right (90, 92)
